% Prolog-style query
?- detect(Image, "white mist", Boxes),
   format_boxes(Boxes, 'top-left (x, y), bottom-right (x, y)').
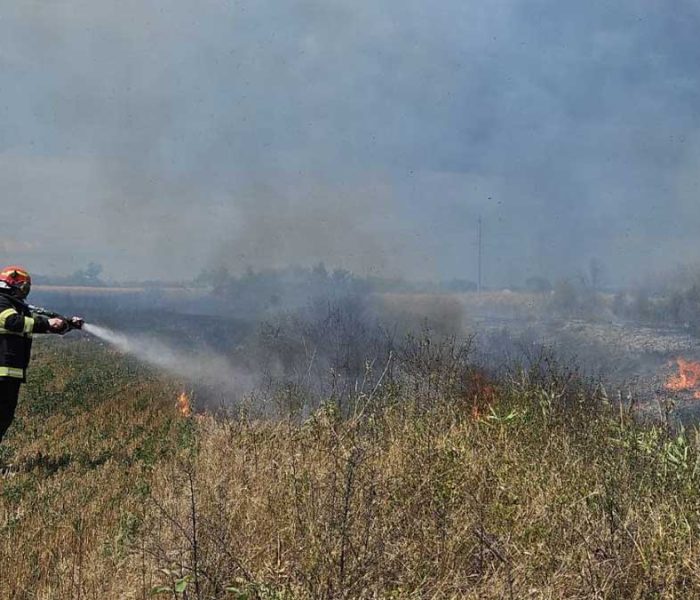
top-left (83, 323), bottom-right (247, 394)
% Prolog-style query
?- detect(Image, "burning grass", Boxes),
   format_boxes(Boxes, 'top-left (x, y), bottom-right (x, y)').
top-left (666, 357), bottom-right (700, 399)
top-left (178, 390), bottom-right (193, 417)
top-left (3, 338), bottom-right (700, 597)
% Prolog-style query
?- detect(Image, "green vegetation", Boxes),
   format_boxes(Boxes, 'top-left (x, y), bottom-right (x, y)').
top-left (1, 337), bottom-right (700, 598)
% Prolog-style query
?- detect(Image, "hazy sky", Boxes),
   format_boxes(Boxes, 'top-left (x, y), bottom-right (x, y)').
top-left (2, 0), bottom-right (700, 285)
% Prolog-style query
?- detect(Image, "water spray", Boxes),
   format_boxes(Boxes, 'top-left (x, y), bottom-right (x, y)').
top-left (29, 303), bottom-right (248, 397)
top-left (82, 323), bottom-right (246, 395)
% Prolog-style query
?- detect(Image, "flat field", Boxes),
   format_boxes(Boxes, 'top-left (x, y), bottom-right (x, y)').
top-left (2, 330), bottom-right (700, 598)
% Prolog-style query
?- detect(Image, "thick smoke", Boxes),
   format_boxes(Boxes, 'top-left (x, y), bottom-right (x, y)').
top-left (3, 1), bottom-right (700, 285)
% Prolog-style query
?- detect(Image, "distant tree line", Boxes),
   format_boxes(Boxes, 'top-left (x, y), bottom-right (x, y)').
top-left (612, 283), bottom-right (700, 333)
top-left (194, 263), bottom-right (484, 318)
top-left (35, 262), bottom-right (106, 287)
top-left (554, 260), bottom-right (700, 334)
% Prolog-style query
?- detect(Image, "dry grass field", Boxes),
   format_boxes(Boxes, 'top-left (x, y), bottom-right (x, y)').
top-left (2, 335), bottom-right (700, 598)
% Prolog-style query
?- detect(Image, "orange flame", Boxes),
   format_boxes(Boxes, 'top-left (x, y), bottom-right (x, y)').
top-left (665, 358), bottom-right (700, 399)
top-left (177, 391), bottom-right (193, 417)
top-left (468, 371), bottom-right (496, 420)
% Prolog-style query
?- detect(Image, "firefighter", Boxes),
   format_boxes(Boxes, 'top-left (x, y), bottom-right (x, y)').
top-left (0, 266), bottom-right (82, 449)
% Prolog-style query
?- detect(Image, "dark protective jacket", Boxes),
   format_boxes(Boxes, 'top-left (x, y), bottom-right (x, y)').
top-left (0, 290), bottom-right (50, 382)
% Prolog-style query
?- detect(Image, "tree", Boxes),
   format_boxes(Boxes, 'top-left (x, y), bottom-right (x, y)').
top-left (312, 262), bottom-right (329, 282)
top-left (71, 262), bottom-right (104, 286)
top-left (589, 257), bottom-right (606, 290)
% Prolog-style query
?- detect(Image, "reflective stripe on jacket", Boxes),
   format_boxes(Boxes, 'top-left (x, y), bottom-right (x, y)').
top-left (0, 291), bottom-right (50, 382)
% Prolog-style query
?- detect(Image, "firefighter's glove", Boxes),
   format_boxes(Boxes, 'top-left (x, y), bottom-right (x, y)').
top-left (48, 318), bottom-right (69, 334)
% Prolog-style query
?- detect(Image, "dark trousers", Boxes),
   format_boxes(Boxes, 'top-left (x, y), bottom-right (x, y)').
top-left (0, 379), bottom-right (21, 444)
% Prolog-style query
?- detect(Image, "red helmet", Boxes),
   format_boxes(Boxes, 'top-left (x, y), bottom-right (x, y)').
top-left (0, 266), bottom-right (31, 297)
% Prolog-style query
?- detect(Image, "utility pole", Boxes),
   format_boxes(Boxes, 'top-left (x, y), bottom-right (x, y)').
top-left (477, 215), bottom-right (483, 292)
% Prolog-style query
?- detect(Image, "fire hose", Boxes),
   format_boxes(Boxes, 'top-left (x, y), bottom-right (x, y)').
top-left (28, 305), bottom-right (84, 334)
